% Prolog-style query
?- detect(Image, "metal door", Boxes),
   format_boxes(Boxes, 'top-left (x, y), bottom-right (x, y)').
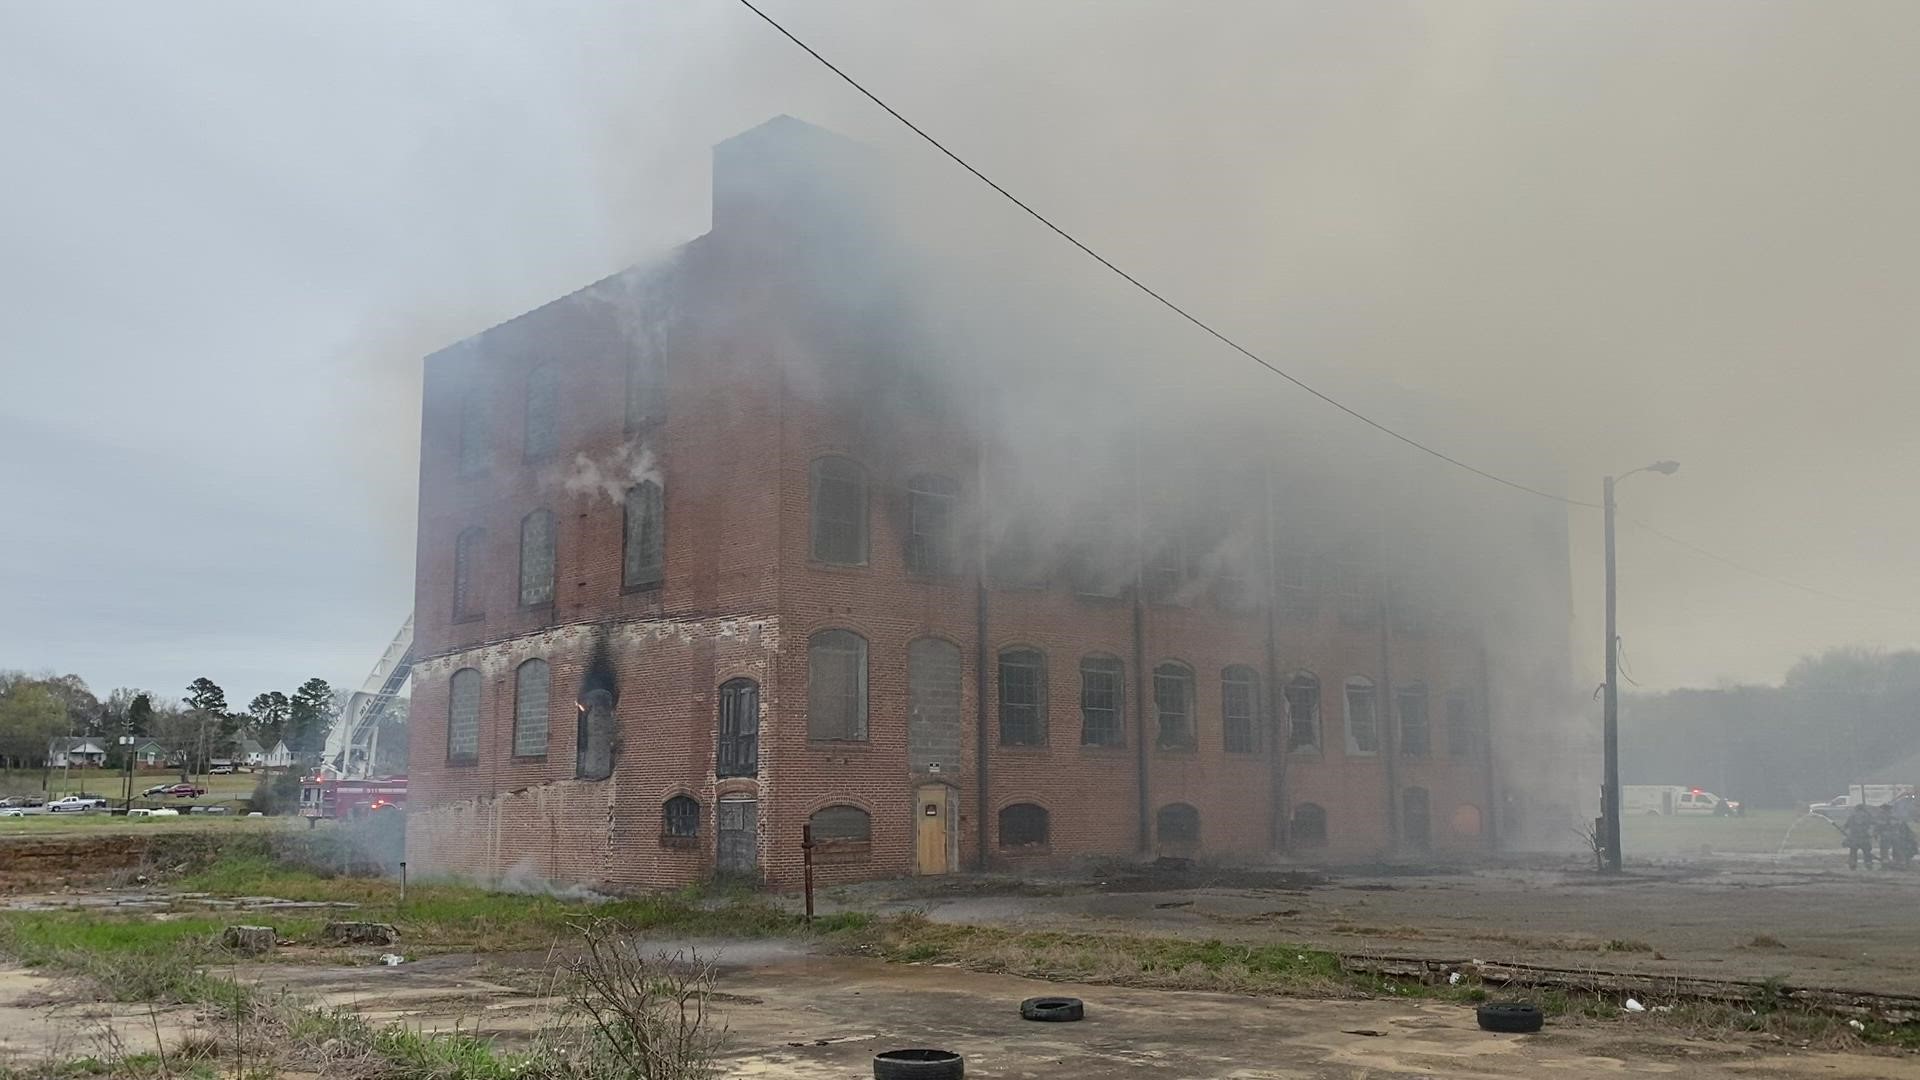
top-left (717, 797), bottom-right (757, 877)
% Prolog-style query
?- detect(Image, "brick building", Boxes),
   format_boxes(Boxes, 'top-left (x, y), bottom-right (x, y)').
top-left (404, 117), bottom-right (1578, 891)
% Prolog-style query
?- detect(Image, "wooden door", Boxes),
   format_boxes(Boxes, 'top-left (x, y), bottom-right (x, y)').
top-left (915, 786), bottom-right (950, 875)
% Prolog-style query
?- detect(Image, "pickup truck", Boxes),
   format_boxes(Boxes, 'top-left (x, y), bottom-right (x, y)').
top-left (163, 784), bottom-right (208, 799)
top-left (46, 795), bottom-right (109, 813)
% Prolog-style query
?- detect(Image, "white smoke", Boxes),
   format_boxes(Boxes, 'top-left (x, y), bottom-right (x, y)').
top-left (557, 439), bottom-right (661, 504)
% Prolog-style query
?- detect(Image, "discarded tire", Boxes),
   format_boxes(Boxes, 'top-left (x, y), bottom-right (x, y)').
top-left (1020, 996), bottom-right (1086, 1022)
top-left (873, 1048), bottom-right (964, 1079)
top-left (1475, 1002), bottom-right (1544, 1034)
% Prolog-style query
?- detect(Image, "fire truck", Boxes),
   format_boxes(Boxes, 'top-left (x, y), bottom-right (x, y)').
top-left (297, 774), bottom-right (408, 820)
top-left (298, 616), bottom-right (413, 821)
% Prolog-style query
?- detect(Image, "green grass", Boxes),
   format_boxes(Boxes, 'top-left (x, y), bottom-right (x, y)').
top-left (1620, 808), bottom-right (1841, 855)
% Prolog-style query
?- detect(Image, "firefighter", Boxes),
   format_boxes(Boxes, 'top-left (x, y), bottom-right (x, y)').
top-left (1844, 804), bottom-right (1877, 870)
top-left (1877, 805), bottom-right (1898, 867)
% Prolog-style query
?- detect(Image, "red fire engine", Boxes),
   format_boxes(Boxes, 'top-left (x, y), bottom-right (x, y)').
top-left (298, 774), bottom-right (407, 820)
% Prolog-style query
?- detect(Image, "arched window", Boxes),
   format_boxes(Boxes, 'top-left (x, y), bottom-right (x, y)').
top-left (1079, 656), bottom-right (1124, 747)
top-left (717, 678), bottom-right (759, 778)
top-left (999, 803), bottom-right (1050, 848)
top-left (1156, 802), bottom-right (1200, 845)
top-left (1222, 665), bottom-right (1259, 754)
top-left (1284, 673), bottom-right (1320, 752)
top-left (447, 668), bottom-right (481, 763)
top-left (905, 474), bottom-right (958, 576)
top-left (513, 658), bottom-right (549, 758)
top-left (1344, 676), bottom-right (1379, 755)
top-left (1403, 786), bottom-right (1431, 847)
top-left (809, 457), bottom-right (868, 565)
top-left (623, 481), bottom-right (664, 589)
top-left (1292, 802), bottom-right (1328, 846)
top-left (663, 795), bottom-right (700, 839)
top-left (519, 510), bottom-right (555, 607)
top-left (809, 804), bottom-right (871, 842)
top-left (908, 638), bottom-right (961, 772)
top-left (524, 365), bottom-right (557, 461)
top-left (1446, 693), bottom-right (1476, 758)
top-left (453, 527), bottom-right (486, 620)
top-left (998, 648), bottom-right (1046, 746)
top-left (1153, 663), bottom-right (1195, 750)
top-left (1450, 803), bottom-right (1483, 839)
top-left (457, 389), bottom-right (488, 476)
top-left (808, 630), bottom-right (868, 741)
top-left (1397, 683), bottom-right (1430, 758)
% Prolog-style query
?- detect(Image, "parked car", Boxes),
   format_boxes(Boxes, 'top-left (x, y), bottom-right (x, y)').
top-left (209, 765), bottom-right (234, 775)
top-left (165, 784), bottom-right (208, 799)
top-left (0, 806), bottom-right (44, 817)
top-left (46, 795), bottom-right (109, 813)
top-left (0, 796), bottom-right (38, 808)
top-left (127, 807), bottom-right (180, 818)
top-left (142, 784), bottom-right (174, 796)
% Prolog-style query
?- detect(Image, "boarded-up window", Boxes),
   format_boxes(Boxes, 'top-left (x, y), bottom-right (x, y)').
top-left (998, 648), bottom-right (1046, 747)
top-left (1157, 802), bottom-right (1200, 845)
top-left (908, 638), bottom-right (962, 772)
top-left (999, 803), bottom-right (1049, 848)
top-left (1079, 657), bottom-right (1124, 747)
top-left (447, 668), bottom-right (481, 763)
top-left (905, 475), bottom-right (958, 576)
top-left (1446, 693), bottom-right (1476, 758)
top-left (810, 804), bottom-right (871, 842)
top-left (1284, 674), bottom-right (1320, 751)
top-left (1222, 665), bottom-right (1259, 754)
top-left (457, 390), bottom-right (488, 476)
top-left (717, 678), bottom-right (759, 778)
top-left (513, 658), bottom-right (548, 758)
top-left (1345, 677), bottom-right (1379, 754)
top-left (1154, 663), bottom-right (1195, 750)
top-left (524, 365), bottom-right (557, 461)
top-left (663, 795), bottom-right (700, 838)
top-left (519, 510), bottom-right (555, 607)
top-left (623, 481), bottom-right (664, 589)
top-left (453, 527), bottom-right (485, 620)
top-left (810, 457), bottom-right (868, 565)
top-left (1398, 684), bottom-right (1430, 758)
top-left (576, 688), bottom-right (615, 780)
top-left (1403, 786), bottom-right (1431, 847)
top-left (808, 630), bottom-right (868, 741)
top-left (1293, 802), bottom-right (1328, 846)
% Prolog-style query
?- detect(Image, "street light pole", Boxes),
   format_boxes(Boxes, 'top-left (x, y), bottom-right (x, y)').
top-left (1600, 459), bottom-right (1678, 875)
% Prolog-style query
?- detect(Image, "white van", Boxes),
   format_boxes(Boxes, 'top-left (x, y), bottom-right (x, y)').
top-left (1623, 785), bottom-right (1742, 816)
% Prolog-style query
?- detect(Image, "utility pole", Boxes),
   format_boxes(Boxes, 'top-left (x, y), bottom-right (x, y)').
top-left (1602, 474), bottom-right (1621, 873)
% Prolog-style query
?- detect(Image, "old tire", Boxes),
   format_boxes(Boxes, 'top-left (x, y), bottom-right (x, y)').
top-left (874, 1048), bottom-right (963, 1079)
top-left (1020, 996), bottom-right (1085, 1022)
top-left (1476, 1002), bottom-right (1544, 1034)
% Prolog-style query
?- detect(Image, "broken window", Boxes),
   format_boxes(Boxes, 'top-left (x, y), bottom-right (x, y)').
top-left (905, 474), bottom-right (958, 576)
top-left (997, 648), bottom-right (1046, 747)
top-left (808, 630), bottom-right (868, 741)
top-left (453, 527), bottom-right (485, 620)
top-left (1345, 676), bottom-right (1379, 754)
top-left (457, 389), bottom-right (488, 476)
top-left (1284, 673), bottom-right (1320, 752)
top-left (1079, 656), bottom-right (1125, 747)
top-left (513, 658), bottom-right (549, 758)
top-left (519, 510), bottom-right (555, 607)
top-left (809, 804), bottom-right (871, 842)
top-left (1222, 665), bottom-right (1259, 754)
top-left (809, 456), bottom-right (868, 565)
top-left (663, 795), bottom-right (700, 839)
top-left (1446, 693), bottom-right (1475, 758)
top-left (717, 678), bottom-right (759, 778)
top-left (623, 481), bottom-right (664, 589)
top-left (1292, 803), bottom-right (1328, 846)
top-left (1153, 663), bottom-right (1196, 750)
top-left (1403, 786), bottom-right (1431, 848)
top-left (576, 688), bottom-right (615, 780)
top-left (524, 364), bottom-right (557, 462)
top-left (1156, 802), bottom-right (1200, 845)
top-left (1397, 684), bottom-right (1430, 758)
top-left (447, 667), bottom-right (481, 764)
top-left (998, 803), bottom-right (1049, 848)
top-left (626, 347), bottom-right (664, 431)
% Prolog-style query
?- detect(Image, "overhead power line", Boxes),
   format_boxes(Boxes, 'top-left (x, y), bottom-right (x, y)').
top-left (1627, 518), bottom-right (1920, 619)
top-left (734, 0), bottom-right (1596, 511)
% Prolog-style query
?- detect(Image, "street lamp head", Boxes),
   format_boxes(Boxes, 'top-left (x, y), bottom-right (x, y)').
top-left (1649, 460), bottom-right (1680, 475)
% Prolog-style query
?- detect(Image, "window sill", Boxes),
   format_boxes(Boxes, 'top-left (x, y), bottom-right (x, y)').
top-left (511, 755), bottom-right (547, 764)
top-left (445, 756), bottom-right (479, 767)
top-left (807, 559), bottom-right (871, 574)
top-left (716, 770), bottom-right (760, 781)
top-left (1155, 743), bottom-right (1199, 754)
top-left (1079, 742), bottom-right (1129, 752)
top-left (518, 600), bottom-right (555, 613)
top-left (1223, 747), bottom-right (1262, 756)
top-left (621, 578), bottom-right (664, 596)
top-left (807, 739), bottom-right (872, 749)
top-left (658, 835), bottom-right (699, 850)
top-left (998, 843), bottom-right (1051, 855)
top-left (995, 742), bottom-right (1050, 752)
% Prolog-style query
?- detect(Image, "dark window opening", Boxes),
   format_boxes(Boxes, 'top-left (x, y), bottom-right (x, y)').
top-left (577, 688), bottom-right (615, 780)
top-left (905, 474), bottom-right (958, 576)
top-left (1285, 674), bottom-right (1320, 752)
top-left (524, 365), bottom-right (557, 462)
top-left (999, 803), bottom-right (1049, 848)
top-left (513, 658), bottom-right (549, 758)
top-left (717, 678), bottom-right (759, 778)
top-left (663, 795), bottom-right (700, 839)
top-left (1079, 657), bottom-right (1124, 747)
top-left (623, 480), bottom-right (664, 589)
top-left (453, 527), bottom-right (485, 620)
top-left (1292, 802), bottom-right (1328, 846)
top-left (1065, 503), bottom-right (1125, 598)
top-left (1446, 693), bottom-right (1476, 758)
top-left (998, 648), bottom-right (1046, 747)
top-left (1403, 786), bottom-right (1431, 848)
top-left (808, 630), bottom-right (868, 741)
top-left (457, 390), bottom-right (488, 477)
top-left (1144, 518), bottom-right (1186, 604)
top-left (1345, 678), bottom-right (1379, 754)
top-left (988, 517), bottom-right (1048, 588)
top-left (519, 510), bottom-right (555, 607)
top-left (810, 804), bottom-right (871, 842)
top-left (447, 668), bottom-right (481, 764)
top-left (1398, 685), bottom-right (1430, 758)
top-left (810, 457), bottom-right (868, 566)
top-left (1222, 665), bottom-right (1259, 754)
top-left (1156, 802), bottom-right (1200, 845)
top-left (1154, 663), bottom-right (1195, 750)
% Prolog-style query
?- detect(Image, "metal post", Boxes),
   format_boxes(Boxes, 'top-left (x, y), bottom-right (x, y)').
top-left (400, 861), bottom-right (408, 903)
top-left (801, 825), bottom-right (815, 925)
top-left (1602, 474), bottom-right (1622, 873)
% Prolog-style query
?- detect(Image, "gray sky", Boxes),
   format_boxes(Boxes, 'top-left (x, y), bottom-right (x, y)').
top-left (3, 1), bottom-right (1917, 703)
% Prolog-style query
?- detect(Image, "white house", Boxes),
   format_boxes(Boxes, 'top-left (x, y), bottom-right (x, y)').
top-left (47, 737), bottom-right (107, 768)
top-left (237, 738), bottom-right (267, 768)
top-left (264, 741), bottom-right (295, 770)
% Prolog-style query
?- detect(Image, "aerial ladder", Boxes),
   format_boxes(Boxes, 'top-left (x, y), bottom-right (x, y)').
top-left (319, 616), bottom-right (414, 779)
